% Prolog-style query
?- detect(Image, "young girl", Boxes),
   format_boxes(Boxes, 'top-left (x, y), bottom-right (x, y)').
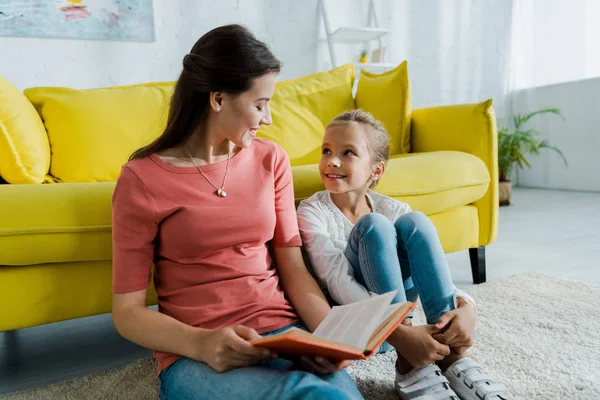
top-left (297, 110), bottom-right (507, 400)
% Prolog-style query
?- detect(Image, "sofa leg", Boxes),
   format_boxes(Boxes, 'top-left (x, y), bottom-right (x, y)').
top-left (2, 330), bottom-right (19, 368)
top-left (469, 247), bottom-right (486, 284)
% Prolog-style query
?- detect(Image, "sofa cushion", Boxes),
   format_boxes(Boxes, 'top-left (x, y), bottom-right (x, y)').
top-left (0, 182), bottom-right (114, 265)
top-left (0, 151), bottom-right (488, 266)
top-left (0, 77), bottom-right (51, 184)
top-left (24, 82), bottom-right (173, 183)
top-left (355, 61), bottom-right (411, 155)
top-left (292, 151), bottom-right (490, 215)
top-left (258, 64), bottom-right (356, 166)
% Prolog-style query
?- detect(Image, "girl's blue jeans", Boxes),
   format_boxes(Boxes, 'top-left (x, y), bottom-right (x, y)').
top-left (344, 212), bottom-right (456, 353)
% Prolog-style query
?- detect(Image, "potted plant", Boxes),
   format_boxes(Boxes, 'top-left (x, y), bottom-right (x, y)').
top-left (498, 108), bottom-right (568, 205)
top-left (358, 50), bottom-right (368, 64)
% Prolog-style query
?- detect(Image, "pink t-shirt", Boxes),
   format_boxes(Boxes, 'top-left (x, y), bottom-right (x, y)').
top-left (111, 139), bottom-right (300, 374)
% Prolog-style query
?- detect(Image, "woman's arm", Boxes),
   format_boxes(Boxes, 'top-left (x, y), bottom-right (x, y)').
top-left (272, 246), bottom-right (331, 332)
top-left (112, 289), bottom-right (205, 359)
top-left (273, 245), bottom-right (352, 373)
top-left (113, 291), bottom-right (273, 373)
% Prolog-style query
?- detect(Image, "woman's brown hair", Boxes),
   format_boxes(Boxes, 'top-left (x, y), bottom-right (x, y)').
top-left (130, 24), bottom-right (282, 160)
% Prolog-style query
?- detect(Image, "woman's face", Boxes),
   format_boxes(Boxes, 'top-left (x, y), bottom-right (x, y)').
top-left (217, 73), bottom-right (277, 148)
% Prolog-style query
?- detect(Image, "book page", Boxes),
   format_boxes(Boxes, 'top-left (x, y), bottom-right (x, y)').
top-left (366, 302), bottom-right (415, 351)
top-left (312, 291), bottom-right (397, 349)
top-left (379, 303), bottom-right (404, 325)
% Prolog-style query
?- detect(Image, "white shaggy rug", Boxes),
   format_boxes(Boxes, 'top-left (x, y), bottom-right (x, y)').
top-left (2, 273), bottom-right (599, 400)
top-left (346, 273), bottom-right (600, 400)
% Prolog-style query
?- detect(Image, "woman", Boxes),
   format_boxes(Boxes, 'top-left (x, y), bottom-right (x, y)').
top-left (111, 24), bottom-right (363, 400)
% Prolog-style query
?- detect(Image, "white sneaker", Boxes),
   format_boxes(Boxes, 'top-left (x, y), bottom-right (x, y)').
top-left (443, 357), bottom-right (508, 400)
top-left (395, 363), bottom-right (460, 400)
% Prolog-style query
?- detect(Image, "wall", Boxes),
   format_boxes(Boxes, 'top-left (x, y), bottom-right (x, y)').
top-left (317, 0), bottom-right (513, 111)
top-left (2, 0), bottom-right (513, 115)
top-left (0, 0), bottom-right (320, 90)
top-left (512, 78), bottom-right (600, 192)
top-left (508, 0), bottom-right (600, 191)
top-left (385, 0), bottom-right (513, 111)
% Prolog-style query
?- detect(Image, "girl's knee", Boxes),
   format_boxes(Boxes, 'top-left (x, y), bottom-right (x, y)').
top-left (356, 213), bottom-right (394, 234)
top-left (395, 211), bottom-right (436, 236)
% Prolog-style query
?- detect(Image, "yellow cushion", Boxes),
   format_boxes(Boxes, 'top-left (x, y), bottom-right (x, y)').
top-left (258, 64), bottom-right (356, 166)
top-left (292, 151), bottom-right (489, 215)
top-left (0, 182), bottom-right (114, 265)
top-left (429, 206), bottom-right (479, 253)
top-left (355, 61), bottom-right (411, 154)
top-left (24, 82), bottom-right (173, 183)
top-left (0, 77), bottom-right (50, 184)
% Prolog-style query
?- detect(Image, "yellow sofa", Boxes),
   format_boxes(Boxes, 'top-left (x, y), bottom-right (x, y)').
top-left (0, 62), bottom-right (498, 332)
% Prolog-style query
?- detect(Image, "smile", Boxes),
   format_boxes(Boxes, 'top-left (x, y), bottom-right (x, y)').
top-left (325, 174), bottom-right (346, 179)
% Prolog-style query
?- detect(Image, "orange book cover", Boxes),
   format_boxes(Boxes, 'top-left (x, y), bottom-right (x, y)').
top-left (252, 301), bottom-right (416, 360)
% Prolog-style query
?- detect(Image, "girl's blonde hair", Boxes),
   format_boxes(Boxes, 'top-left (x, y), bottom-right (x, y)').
top-left (326, 109), bottom-right (390, 188)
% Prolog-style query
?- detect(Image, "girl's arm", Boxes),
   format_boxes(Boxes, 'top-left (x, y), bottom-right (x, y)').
top-left (297, 203), bottom-right (373, 305)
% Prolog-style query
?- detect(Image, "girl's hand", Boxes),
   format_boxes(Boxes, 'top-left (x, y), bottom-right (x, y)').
top-left (298, 356), bottom-right (352, 374)
top-left (433, 300), bottom-right (477, 355)
top-left (195, 325), bottom-right (277, 373)
top-left (395, 324), bottom-right (451, 368)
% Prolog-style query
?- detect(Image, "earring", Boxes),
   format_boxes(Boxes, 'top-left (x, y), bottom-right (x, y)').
top-left (216, 106), bottom-right (221, 111)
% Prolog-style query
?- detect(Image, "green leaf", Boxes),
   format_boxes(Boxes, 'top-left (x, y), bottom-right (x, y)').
top-left (498, 107), bottom-right (567, 177)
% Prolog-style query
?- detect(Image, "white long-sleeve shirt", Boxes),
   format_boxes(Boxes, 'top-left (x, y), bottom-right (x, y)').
top-left (297, 190), bottom-right (476, 310)
top-left (297, 190), bottom-right (412, 305)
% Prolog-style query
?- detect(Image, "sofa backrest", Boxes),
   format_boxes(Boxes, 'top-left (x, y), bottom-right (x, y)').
top-left (2, 61), bottom-right (412, 184)
top-left (12, 64), bottom-right (356, 183)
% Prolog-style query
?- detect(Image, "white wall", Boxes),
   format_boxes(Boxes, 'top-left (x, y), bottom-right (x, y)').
top-left (0, 0), bottom-right (320, 90)
top-left (510, 0), bottom-right (600, 91)
top-left (386, 0), bottom-right (513, 111)
top-left (318, 0), bottom-right (513, 111)
top-left (512, 78), bottom-right (600, 192)
top-left (2, 0), bottom-right (513, 115)
top-left (508, 0), bottom-right (600, 192)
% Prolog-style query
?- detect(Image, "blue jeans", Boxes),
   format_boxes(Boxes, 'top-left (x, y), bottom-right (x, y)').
top-left (159, 321), bottom-right (363, 400)
top-left (344, 212), bottom-right (456, 327)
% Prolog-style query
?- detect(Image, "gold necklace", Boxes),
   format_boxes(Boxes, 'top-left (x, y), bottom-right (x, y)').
top-left (185, 149), bottom-right (231, 197)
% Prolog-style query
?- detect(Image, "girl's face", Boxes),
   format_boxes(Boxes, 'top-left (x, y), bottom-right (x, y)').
top-left (215, 73), bottom-right (277, 149)
top-left (319, 123), bottom-right (382, 195)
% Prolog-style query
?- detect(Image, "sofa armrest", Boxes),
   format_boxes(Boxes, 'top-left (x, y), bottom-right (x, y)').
top-left (410, 100), bottom-right (498, 246)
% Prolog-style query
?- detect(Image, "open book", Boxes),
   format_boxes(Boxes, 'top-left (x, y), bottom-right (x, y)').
top-left (251, 291), bottom-right (416, 360)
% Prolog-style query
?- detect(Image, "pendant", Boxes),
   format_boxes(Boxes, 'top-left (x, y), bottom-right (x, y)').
top-left (217, 189), bottom-right (227, 197)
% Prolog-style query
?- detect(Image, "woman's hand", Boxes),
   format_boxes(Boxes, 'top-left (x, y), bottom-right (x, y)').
top-left (194, 325), bottom-right (277, 373)
top-left (433, 299), bottom-right (477, 355)
top-left (297, 356), bottom-right (352, 374)
top-left (395, 324), bottom-right (451, 368)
